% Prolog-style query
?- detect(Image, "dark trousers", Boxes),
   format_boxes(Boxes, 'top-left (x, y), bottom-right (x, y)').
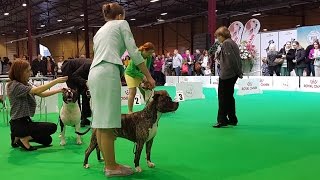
top-left (174, 67), bottom-right (181, 76)
top-left (217, 76), bottom-right (238, 124)
top-left (306, 62), bottom-right (315, 76)
top-left (79, 87), bottom-right (92, 119)
top-left (10, 117), bottom-right (57, 146)
top-left (66, 82), bottom-right (91, 119)
top-left (268, 66), bottom-right (280, 76)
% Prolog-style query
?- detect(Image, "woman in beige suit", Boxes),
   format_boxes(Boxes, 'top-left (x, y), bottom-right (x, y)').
top-left (87, 2), bottom-right (155, 177)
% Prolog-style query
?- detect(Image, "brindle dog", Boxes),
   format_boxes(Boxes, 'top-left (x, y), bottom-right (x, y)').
top-left (77, 91), bottom-right (179, 172)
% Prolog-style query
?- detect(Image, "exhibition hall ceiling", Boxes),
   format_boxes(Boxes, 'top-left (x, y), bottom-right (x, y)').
top-left (0, 0), bottom-right (319, 36)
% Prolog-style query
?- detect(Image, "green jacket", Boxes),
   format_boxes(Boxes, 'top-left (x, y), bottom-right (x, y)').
top-left (125, 56), bottom-right (152, 79)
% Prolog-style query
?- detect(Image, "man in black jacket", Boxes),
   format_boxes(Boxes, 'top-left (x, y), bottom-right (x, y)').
top-left (61, 58), bottom-right (92, 127)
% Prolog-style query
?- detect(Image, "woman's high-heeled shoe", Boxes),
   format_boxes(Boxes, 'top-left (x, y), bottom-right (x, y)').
top-left (10, 134), bottom-right (19, 148)
top-left (17, 140), bottom-right (37, 151)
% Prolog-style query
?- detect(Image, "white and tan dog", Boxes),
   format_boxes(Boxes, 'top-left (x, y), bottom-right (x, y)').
top-left (59, 88), bottom-right (82, 145)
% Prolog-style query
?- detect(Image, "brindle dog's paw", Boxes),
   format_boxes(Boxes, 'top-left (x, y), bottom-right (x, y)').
top-left (147, 161), bottom-right (155, 168)
top-left (135, 166), bottom-right (142, 172)
top-left (84, 164), bottom-right (90, 168)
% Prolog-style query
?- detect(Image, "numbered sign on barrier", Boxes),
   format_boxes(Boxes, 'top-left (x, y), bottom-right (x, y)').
top-left (176, 82), bottom-right (204, 100)
top-left (121, 86), bottom-right (145, 106)
top-left (134, 94), bottom-right (142, 105)
top-left (237, 78), bottom-right (262, 96)
top-left (175, 91), bottom-right (185, 102)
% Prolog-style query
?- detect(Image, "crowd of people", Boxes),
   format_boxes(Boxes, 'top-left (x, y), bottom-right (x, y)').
top-left (262, 39), bottom-right (320, 77)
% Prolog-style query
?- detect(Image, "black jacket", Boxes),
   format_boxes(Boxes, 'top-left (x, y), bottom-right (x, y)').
top-left (72, 62), bottom-right (91, 89)
top-left (278, 48), bottom-right (295, 71)
top-left (294, 48), bottom-right (306, 68)
top-left (61, 58), bottom-right (91, 89)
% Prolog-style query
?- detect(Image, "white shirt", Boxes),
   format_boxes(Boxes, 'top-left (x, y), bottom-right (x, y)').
top-left (91, 20), bottom-right (144, 69)
top-left (201, 56), bottom-right (209, 67)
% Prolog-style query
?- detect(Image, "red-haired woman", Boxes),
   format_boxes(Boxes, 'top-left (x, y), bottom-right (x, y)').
top-left (7, 60), bottom-right (68, 151)
top-left (124, 42), bottom-right (155, 114)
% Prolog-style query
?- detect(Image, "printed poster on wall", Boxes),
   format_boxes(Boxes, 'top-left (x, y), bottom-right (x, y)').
top-left (260, 32), bottom-right (279, 59)
top-left (278, 29), bottom-right (297, 49)
top-left (297, 25), bottom-right (320, 48)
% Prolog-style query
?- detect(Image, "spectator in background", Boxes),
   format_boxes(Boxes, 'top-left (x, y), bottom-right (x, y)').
top-left (31, 54), bottom-right (45, 76)
top-left (308, 40), bottom-right (320, 76)
top-left (278, 42), bottom-right (295, 76)
top-left (172, 49), bottom-right (183, 76)
top-left (56, 56), bottom-right (64, 76)
top-left (153, 56), bottom-right (164, 85)
top-left (267, 44), bottom-right (282, 76)
top-left (292, 41), bottom-right (306, 76)
top-left (43, 56), bottom-right (57, 76)
top-left (183, 49), bottom-right (194, 76)
top-left (305, 39), bottom-right (318, 76)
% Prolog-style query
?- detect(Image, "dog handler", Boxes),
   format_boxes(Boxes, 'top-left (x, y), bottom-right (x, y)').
top-left (87, 2), bottom-right (155, 177)
top-left (125, 42), bottom-right (155, 114)
top-left (7, 60), bottom-right (68, 151)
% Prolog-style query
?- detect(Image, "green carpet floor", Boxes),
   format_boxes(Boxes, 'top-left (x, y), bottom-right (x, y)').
top-left (1, 86), bottom-right (320, 180)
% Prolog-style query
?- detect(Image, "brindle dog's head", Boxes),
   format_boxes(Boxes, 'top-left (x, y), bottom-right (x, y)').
top-left (152, 90), bottom-right (179, 113)
top-left (62, 88), bottom-right (78, 104)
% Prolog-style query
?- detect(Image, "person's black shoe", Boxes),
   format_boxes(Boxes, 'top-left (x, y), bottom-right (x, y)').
top-left (10, 134), bottom-right (19, 148)
top-left (213, 123), bottom-right (228, 128)
top-left (227, 121), bottom-right (238, 126)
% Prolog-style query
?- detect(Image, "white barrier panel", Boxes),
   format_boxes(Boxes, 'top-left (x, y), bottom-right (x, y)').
top-left (176, 82), bottom-right (204, 100)
top-left (35, 94), bottom-right (59, 114)
top-left (272, 76), bottom-right (299, 91)
top-left (121, 86), bottom-right (145, 106)
top-left (237, 78), bottom-right (262, 96)
top-left (210, 76), bottom-right (219, 87)
top-left (178, 76), bottom-right (211, 87)
top-left (300, 77), bottom-right (320, 92)
top-left (165, 76), bottom-right (179, 86)
top-left (249, 76), bottom-right (273, 90)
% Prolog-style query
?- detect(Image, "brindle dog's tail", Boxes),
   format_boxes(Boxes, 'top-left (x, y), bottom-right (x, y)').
top-left (75, 128), bottom-right (91, 135)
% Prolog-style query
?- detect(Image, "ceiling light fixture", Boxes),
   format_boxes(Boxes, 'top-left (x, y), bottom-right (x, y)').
top-left (82, 28), bottom-right (85, 31)
top-left (22, 3), bottom-right (27, 7)
top-left (150, 0), bottom-right (159, 2)
top-left (157, 18), bottom-right (164, 22)
top-left (252, 13), bottom-right (261, 17)
top-left (4, 12), bottom-right (9, 16)
top-left (80, 14), bottom-right (84, 17)
top-left (263, 29), bottom-right (268, 32)
top-left (130, 18), bottom-right (136, 21)
top-left (40, 24), bottom-right (45, 27)
top-left (57, 19), bottom-right (62, 22)
top-left (67, 31), bottom-right (71, 34)
top-left (160, 12), bottom-right (167, 16)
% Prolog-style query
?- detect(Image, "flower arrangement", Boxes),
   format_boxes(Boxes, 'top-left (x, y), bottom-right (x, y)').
top-left (239, 41), bottom-right (257, 61)
top-left (239, 41), bottom-right (257, 73)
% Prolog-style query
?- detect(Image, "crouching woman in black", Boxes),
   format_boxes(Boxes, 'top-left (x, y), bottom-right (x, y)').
top-left (7, 60), bottom-right (68, 151)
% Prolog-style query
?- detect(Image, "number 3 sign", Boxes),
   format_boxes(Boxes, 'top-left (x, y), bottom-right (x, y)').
top-left (175, 91), bottom-right (185, 102)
